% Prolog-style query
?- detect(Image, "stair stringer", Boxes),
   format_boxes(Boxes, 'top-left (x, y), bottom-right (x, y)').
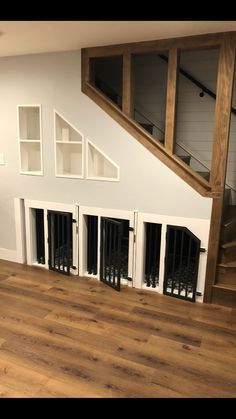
top-left (82, 81), bottom-right (214, 198)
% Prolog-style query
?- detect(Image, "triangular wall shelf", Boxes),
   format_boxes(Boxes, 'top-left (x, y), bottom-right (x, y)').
top-left (86, 139), bottom-right (119, 181)
top-left (54, 110), bottom-right (84, 178)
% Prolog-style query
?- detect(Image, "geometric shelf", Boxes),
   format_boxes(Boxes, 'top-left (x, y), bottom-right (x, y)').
top-left (56, 143), bottom-right (83, 177)
top-left (86, 139), bottom-right (119, 181)
top-left (54, 110), bottom-right (84, 178)
top-left (55, 111), bottom-right (83, 142)
top-left (18, 105), bottom-right (43, 175)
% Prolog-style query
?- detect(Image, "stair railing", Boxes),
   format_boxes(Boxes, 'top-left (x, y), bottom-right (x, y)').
top-left (94, 75), bottom-right (236, 191)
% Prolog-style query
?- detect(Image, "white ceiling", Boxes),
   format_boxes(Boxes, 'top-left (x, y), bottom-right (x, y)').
top-left (0, 21), bottom-right (236, 57)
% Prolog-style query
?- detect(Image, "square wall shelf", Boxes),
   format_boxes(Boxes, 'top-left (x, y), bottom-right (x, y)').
top-left (20, 142), bottom-right (42, 174)
top-left (18, 105), bottom-right (43, 175)
top-left (56, 143), bottom-right (83, 178)
top-left (18, 106), bottom-right (41, 141)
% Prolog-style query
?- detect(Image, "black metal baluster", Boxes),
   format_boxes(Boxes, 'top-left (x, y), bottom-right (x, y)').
top-left (92, 217), bottom-right (95, 274)
top-left (95, 217), bottom-right (98, 275)
top-left (100, 218), bottom-right (104, 281)
top-left (152, 224), bottom-right (158, 288)
top-left (147, 223), bottom-right (152, 287)
top-left (186, 237), bottom-right (192, 299)
top-left (105, 220), bottom-right (109, 282)
top-left (108, 222), bottom-right (113, 285)
top-left (171, 229), bottom-right (177, 295)
top-left (87, 216), bottom-right (91, 274)
top-left (48, 212), bottom-right (51, 269)
top-left (192, 241), bottom-right (200, 302)
top-left (62, 215), bottom-right (65, 272)
top-left (52, 214), bottom-right (55, 269)
top-left (117, 223), bottom-right (121, 290)
top-left (178, 231), bottom-right (184, 296)
top-left (112, 222), bottom-right (116, 286)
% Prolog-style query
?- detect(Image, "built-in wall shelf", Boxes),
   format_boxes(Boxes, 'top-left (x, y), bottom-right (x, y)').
top-left (54, 110), bottom-right (84, 178)
top-left (17, 105), bottom-right (43, 175)
top-left (86, 139), bottom-right (119, 181)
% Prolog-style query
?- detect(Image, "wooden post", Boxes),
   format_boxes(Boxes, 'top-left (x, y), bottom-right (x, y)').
top-left (204, 34), bottom-right (236, 303)
top-left (165, 48), bottom-right (179, 153)
top-left (122, 52), bottom-right (133, 117)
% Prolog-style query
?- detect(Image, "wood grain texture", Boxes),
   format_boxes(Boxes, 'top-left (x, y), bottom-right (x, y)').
top-left (0, 260), bottom-right (235, 398)
top-left (122, 52), bottom-right (133, 117)
top-left (204, 34), bottom-right (236, 303)
top-left (165, 48), bottom-right (179, 153)
top-left (84, 31), bottom-right (230, 58)
top-left (210, 33), bottom-right (236, 191)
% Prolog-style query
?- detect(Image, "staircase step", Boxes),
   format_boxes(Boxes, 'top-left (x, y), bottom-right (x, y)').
top-left (221, 239), bottom-right (236, 249)
top-left (219, 240), bottom-right (236, 264)
top-left (217, 263), bottom-right (236, 285)
top-left (197, 171), bottom-right (210, 181)
top-left (177, 155), bottom-right (191, 165)
top-left (221, 206), bottom-right (236, 243)
top-left (139, 123), bottom-right (154, 135)
top-left (219, 261), bottom-right (236, 268)
top-left (212, 284), bottom-right (236, 308)
top-left (223, 205), bottom-right (236, 226)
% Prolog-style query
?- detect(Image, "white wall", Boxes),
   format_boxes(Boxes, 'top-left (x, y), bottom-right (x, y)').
top-left (0, 50), bottom-right (212, 254)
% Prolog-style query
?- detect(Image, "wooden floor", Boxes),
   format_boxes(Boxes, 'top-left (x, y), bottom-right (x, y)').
top-left (0, 260), bottom-right (235, 398)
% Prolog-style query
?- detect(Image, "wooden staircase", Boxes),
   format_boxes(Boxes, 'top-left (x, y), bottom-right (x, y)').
top-left (212, 202), bottom-right (236, 307)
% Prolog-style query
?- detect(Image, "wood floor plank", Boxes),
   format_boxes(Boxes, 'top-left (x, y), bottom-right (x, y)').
top-left (0, 259), bottom-right (235, 398)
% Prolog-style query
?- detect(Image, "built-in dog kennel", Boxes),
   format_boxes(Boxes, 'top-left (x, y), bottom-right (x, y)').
top-left (135, 212), bottom-right (209, 302)
top-left (24, 200), bottom-right (79, 276)
top-left (79, 207), bottom-right (136, 290)
top-left (163, 225), bottom-right (201, 302)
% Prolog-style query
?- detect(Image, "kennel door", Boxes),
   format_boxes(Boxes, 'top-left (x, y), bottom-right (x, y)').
top-left (163, 225), bottom-right (201, 302)
top-left (100, 217), bottom-right (122, 291)
top-left (48, 210), bottom-right (72, 275)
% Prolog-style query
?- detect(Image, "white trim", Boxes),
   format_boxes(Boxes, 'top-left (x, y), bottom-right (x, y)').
top-left (54, 109), bottom-right (84, 140)
top-left (85, 138), bottom-right (120, 182)
top-left (78, 205), bottom-right (135, 286)
top-left (79, 206), bottom-right (136, 286)
top-left (0, 248), bottom-right (18, 263)
top-left (14, 197), bottom-right (27, 264)
top-left (17, 104), bottom-right (43, 176)
top-left (135, 212), bottom-right (210, 302)
top-left (24, 199), bottom-right (79, 275)
top-left (54, 109), bottom-right (84, 179)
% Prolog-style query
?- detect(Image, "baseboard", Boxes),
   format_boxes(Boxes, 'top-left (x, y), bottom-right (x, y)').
top-left (0, 248), bottom-right (18, 263)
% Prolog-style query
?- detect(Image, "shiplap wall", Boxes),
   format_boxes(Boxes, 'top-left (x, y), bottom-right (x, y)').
top-left (133, 49), bottom-right (236, 202)
top-left (93, 51), bottom-right (236, 199)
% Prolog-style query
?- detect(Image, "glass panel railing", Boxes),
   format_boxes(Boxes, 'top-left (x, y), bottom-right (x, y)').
top-left (134, 108), bottom-right (165, 143)
top-left (174, 47), bottom-right (220, 183)
top-left (133, 52), bottom-right (168, 143)
top-left (91, 55), bottom-right (123, 108)
top-left (175, 142), bottom-right (210, 182)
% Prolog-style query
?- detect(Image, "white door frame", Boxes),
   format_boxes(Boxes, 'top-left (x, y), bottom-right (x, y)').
top-left (78, 205), bottom-right (137, 287)
top-left (135, 212), bottom-right (210, 302)
top-left (24, 199), bottom-right (79, 275)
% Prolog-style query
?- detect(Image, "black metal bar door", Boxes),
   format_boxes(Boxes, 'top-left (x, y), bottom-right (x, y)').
top-left (48, 210), bottom-right (72, 276)
top-left (163, 226), bottom-right (201, 302)
top-left (100, 217), bottom-right (122, 291)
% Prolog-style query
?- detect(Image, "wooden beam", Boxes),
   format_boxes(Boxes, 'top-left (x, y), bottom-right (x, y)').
top-left (122, 52), bottom-right (133, 117)
top-left (83, 31), bottom-right (233, 58)
top-left (165, 48), bottom-right (179, 153)
top-left (210, 33), bottom-right (236, 191)
top-left (204, 33), bottom-right (236, 303)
